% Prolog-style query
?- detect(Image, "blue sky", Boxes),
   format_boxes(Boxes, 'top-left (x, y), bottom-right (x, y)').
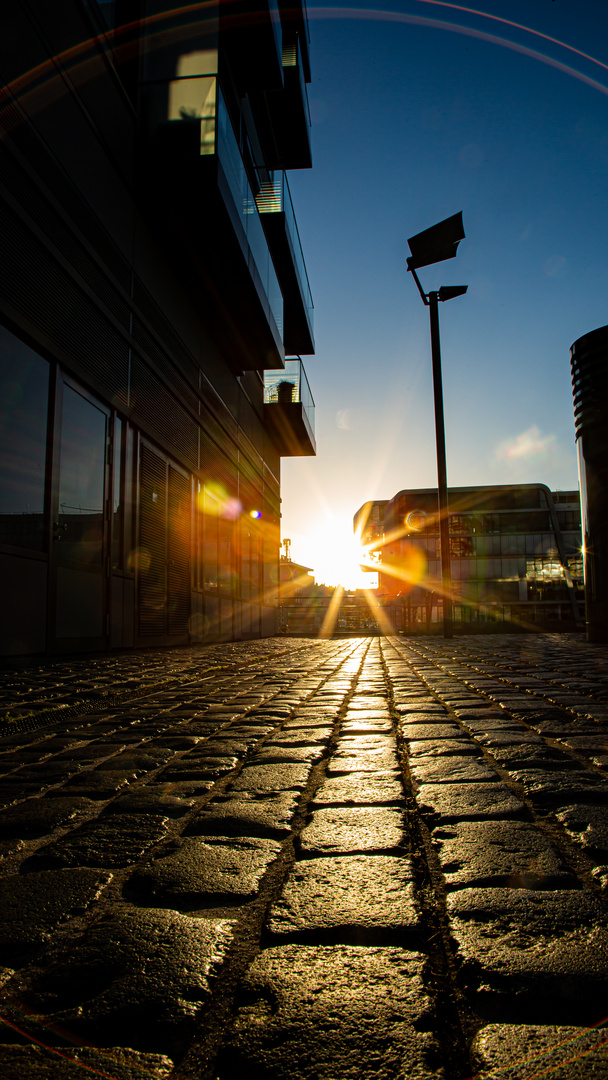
top-left (280, 0), bottom-right (608, 585)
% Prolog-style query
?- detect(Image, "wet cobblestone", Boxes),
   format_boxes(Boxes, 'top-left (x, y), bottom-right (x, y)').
top-left (0, 634), bottom-right (608, 1077)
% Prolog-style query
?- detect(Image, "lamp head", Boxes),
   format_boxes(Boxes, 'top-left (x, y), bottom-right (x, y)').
top-left (438, 284), bottom-right (468, 302)
top-left (407, 212), bottom-right (465, 269)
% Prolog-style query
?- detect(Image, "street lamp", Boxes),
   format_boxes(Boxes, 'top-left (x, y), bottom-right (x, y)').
top-left (406, 212), bottom-right (467, 639)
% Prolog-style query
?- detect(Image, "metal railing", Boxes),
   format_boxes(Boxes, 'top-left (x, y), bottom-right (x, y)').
top-left (255, 171), bottom-right (313, 336)
top-left (216, 87), bottom-right (283, 341)
top-left (264, 358), bottom-right (315, 437)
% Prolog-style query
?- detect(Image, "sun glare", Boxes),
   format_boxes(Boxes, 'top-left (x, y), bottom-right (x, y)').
top-left (292, 516), bottom-right (378, 590)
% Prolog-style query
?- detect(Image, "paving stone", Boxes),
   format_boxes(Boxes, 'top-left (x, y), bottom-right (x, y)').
top-left (433, 820), bottom-right (574, 889)
top-left (24, 813), bottom-right (170, 870)
top-left (487, 743), bottom-right (568, 767)
top-left (94, 749), bottom-right (170, 773)
top-left (145, 778), bottom-right (215, 800)
top-left (50, 744), bottom-right (110, 762)
top-left (556, 805), bottom-right (608, 856)
top-left (6, 907), bottom-right (234, 1056)
top-left (471, 1023), bottom-right (608, 1080)
top-left (216, 945), bottom-right (441, 1079)
top-left (0, 1045), bottom-right (174, 1080)
top-left (300, 806), bottom-right (405, 855)
top-left (153, 736), bottom-right (205, 750)
top-left (128, 835), bottom-right (282, 905)
top-left (326, 748), bottom-right (398, 775)
top-left (337, 733), bottom-right (397, 750)
top-left (0, 797), bottom-right (94, 839)
top-left (398, 722), bottom-right (467, 740)
top-left (416, 783), bottom-right (526, 825)
top-left (341, 718), bottom-right (394, 734)
top-left (505, 769), bottom-right (608, 803)
top-left (396, 703), bottom-right (447, 715)
top-left (185, 791), bottom-right (300, 839)
top-left (51, 772), bottom-right (133, 799)
top-left (14, 762), bottom-right (85, 785)
top-left (410, 756), bottom-right (499, 785)
top-left (458, 721), bottom-right (524, 738)
top-left (282, 717), bottom-right (334, 734)
top-left (0, 868), bottom-right (111, 960)
top-left (228, 762), bottom-right (313, 792)
top-left (349, 700), bottom-right (389, 713)
top-left (251, 746), bottom-right (324, 766)
top-left (225, 724), bottom-right (277, 738)
top-left (0, 782), bottom-right (48, 807)
top-left (266, 855), bottom-right (421, 943)
top-left (407, 739), bottom-right (479, 758)
top-left (312, 772), bottom-right (405, 806)
top-left (158, 755), bottom-right (240, 781)
top-left (267, 731), bottom-right (331, 747)
top-left (448, 889), bottom-right (608, 1020)
top-left (559, 734), bottom-right (608, 755)
top-left (521, 714), bottom-right (599, 736)
top-left (104, 788), bottom-right (199, 816)
top-left (452, 709), bottom-right (508, 721)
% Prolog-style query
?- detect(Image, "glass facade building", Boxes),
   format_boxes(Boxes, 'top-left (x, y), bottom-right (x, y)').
top-left (355, 485), bottom-right (584, 633)
top-left (0, 0), bottom-right (315, 655)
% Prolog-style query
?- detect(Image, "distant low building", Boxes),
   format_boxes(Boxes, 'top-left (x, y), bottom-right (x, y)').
top-left (354, 484), bottom-right (584, 633)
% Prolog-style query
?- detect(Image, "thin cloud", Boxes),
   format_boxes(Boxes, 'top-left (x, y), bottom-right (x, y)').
top-left (495, 424), bottom-right (557, 462)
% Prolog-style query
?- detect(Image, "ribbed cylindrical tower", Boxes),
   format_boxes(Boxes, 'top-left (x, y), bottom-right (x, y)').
top-left (571, 325), bottom-right (608, 642)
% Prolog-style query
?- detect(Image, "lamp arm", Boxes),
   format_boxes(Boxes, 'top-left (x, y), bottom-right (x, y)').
top-left (406, 258), bottom-right (429, 306)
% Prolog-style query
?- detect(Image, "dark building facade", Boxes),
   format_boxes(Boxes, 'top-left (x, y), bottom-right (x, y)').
top-left (355, 485), bottom-right (584, 633)
top-left (570, 325), bottom-right (608, 642)
top-left (0, 0), bottom-right (315, 655)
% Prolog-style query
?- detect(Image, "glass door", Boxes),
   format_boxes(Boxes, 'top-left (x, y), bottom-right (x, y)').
top-left (49, 378), bottom-right (109, 650)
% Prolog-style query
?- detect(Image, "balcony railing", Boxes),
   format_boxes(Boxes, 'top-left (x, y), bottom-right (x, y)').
top-left (264, 358), bottom-right (315, 455)
top-left (216, 87), bottom-right (283, 342)
top-left (256, 172), bottom-right (313, 343)
top-left (265, 359), bottom-right (314, 431)
top-left (255, 170), bottom-right (314, 354)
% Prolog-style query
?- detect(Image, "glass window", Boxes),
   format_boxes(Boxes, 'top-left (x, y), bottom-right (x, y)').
top-left (219, 517), bottom-right (233, 592)
top-left (0, 327), bottom-right (49, 550)
top-left (112, 416), bottom-right (123, 569)
top-left (241, 524), bottom-right (252, 600)
top-left (203, 487), bottom-right (219, 589)
top-left (57, 385), bottom-right (106, 565)
top-left (124, 425), bottom-right (134, 571)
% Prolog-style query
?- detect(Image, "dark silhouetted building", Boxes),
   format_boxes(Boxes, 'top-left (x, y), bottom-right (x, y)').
top-left (0, 0), bottom-right (315, 654)
top-left (355, 485), bottom-right (584, 633)
top-left (571, 325), bottom-right (608, 642)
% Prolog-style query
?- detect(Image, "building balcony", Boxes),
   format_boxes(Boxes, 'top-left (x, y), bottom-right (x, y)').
top-left (277, 0), bottom-right (311, 82)
top-left (249, 35), bottom-right (312, 170)
top-left (152, 80), bottom-right (285, 371)
top-left (264, 359), bottom-right (315, 455)
top-left (256, 172), bottom-right (314, 355)
top-left (220, 0), bottom-right (284, 93)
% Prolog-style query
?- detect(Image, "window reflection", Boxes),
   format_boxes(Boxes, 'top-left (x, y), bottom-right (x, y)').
top-left (0, 327), bottom-right (49, 551)
top-left (57, 386), bottom-right (106, 566)
top-left (112, 416), bottom-right (123, 569)
top-left (203, 487), bottom-right (219, 589)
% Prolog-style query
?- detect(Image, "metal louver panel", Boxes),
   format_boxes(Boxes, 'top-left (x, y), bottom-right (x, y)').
top-left (200, 430), bottom-right (238, 496)
top-left (138, 445), bottom-right (167, 637)
top-left (130, 355), bottom-right (198, 470)
top-left (0, 201), bottom-right (130, 404)
top-left (168, 468), bottom-right (191, 636)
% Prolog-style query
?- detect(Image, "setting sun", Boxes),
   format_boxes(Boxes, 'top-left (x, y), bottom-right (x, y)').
top-left (289, 514), bottom-right (378, 590)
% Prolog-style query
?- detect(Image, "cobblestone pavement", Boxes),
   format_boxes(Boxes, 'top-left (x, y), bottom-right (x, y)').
top-left (1, 633), bottom-right (608, 1079)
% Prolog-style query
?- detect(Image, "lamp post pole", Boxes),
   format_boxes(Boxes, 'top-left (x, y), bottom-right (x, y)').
top-left (406, 212), bottom-right (466, 640)
top-left (428, 290), bottom-right (453, 638)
